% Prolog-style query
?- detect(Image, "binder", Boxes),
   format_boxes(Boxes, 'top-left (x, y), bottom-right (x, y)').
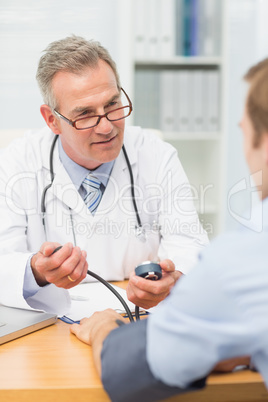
top-left (175, 0), bottom-right (184, 55)
top-left (174, 70), bottom-right (191, 132)
top-left (189, 0), bottom-right (198, 55)
top-left (159, 0), bottom-right (175, 58)
top-left (134, 69), bottom-right (145, 126)
top-left (160, 70), bottom-right (175, 132)
top-left (182, 0), bottom-right (192, 56)
top-left (147, 0), bottom-right (160, 58)
top-left (150, 70), bottom-right (161, 128)
top-left (191, 69), bottom-right (205, 131)
top-left (134, 0), bottom-right (147, 59)
top-left (199, 0), bottom-right (219, 56)
top-left (205, 69), bottom-right (220, 131)
top-left (197, 0), bottom-right (205, 55)
top-left (134, 69), bottom-right (160, 129)
top-left (213, 0), bottom-right (222, 56)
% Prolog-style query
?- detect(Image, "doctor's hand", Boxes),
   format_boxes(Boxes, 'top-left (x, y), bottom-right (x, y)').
top-left (126, 259), bottom-right (183, 309)
top-left (31, 242), bottom-right (88, 289)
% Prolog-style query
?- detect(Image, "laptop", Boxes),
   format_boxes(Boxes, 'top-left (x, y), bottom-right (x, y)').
top-left (0, 304), bottom-right (57, 345)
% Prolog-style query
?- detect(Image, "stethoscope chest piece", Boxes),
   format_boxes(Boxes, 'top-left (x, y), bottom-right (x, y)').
top-left (135, 226), bottom-right (147, 243)
top-left (135, 261), bottom-right (162, 281)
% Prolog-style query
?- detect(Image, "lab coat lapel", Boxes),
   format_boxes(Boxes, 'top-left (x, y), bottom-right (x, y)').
top-left (96, 143), bottom-right (138, 220)
top-left (42, 139), bottom-right (87, 217)
top-left (50, 163), bottom-right (86, 214)
top-left (42, 136), bottom-right (138, 221)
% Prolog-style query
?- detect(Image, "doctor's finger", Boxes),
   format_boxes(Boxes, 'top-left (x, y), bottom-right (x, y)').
top-left (64, 250), bottom-right (88, 287)
top-left (159, 259), bottom-right (175, 272)
top-left (130, 272), bottom-right (175, 294)
top-left (127, 278), bottom-right (170, 307)
top-left (33, 243), bottom-right (72, 275)
top-left (51, 249), bottom-right (88, 288)
top-left (41, 246), bottom-right (82, 283)
top-left (39, 243), bottom-right (73, 267)
top-left (166, 270), bottom-right (183, 284)
top-left (45, 243), bottom-right (75, 272)
top-left (127, 285), bottom-right (169, 309)
top-left (60, 246), bottom-right (85, 274)
top-left (40, 242), bottom-right (69, 257)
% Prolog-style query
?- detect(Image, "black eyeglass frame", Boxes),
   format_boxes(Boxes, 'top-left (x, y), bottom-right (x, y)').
top-left (53, 87), bottom-right (132, 130)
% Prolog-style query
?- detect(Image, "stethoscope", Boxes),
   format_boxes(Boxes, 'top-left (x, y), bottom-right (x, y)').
top-left (41, 135), bottom-right (147, 244)
top-left (41, 135), bottom-right (164, 322)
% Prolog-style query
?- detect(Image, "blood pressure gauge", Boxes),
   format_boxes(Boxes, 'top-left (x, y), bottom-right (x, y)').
top-left (135, 261), bottom-right (162, 281)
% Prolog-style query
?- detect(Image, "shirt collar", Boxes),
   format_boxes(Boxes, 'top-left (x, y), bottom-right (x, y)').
top-left (238, 196), bottom-right (268, 233)
top-left (58, 138), bottom-right (114, 190)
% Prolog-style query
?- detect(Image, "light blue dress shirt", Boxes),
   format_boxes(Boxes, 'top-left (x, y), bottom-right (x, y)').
top-left (100, 197), bottom-right (268, 401)
top-left (23, 138), bottom-right (114, 299)
top-left (147, 198), bottom-right (268, 389)
top-left (57, 138), bottom-right (114, 196)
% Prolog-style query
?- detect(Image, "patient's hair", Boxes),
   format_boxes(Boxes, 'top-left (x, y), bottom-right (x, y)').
top-left (244, 58), bottom-right (268, 146)
top-left (36, 35), bottom-right (121, 110)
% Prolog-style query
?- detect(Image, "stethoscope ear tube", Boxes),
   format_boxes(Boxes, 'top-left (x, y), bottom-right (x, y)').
top-left (122, 144), bottom-right (142, 229)
top-left (41, 135), bottom-right (59, 215)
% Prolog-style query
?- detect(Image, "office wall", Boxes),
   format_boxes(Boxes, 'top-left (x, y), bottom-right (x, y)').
top-left (1, 0), bottom-right (268, 233)
top-left (0, 0), bottom-right (132, 132)
top-left (223, 0), bottom-right (268, 231)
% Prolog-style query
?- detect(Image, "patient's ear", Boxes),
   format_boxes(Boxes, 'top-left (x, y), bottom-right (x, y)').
top-left (40, 104), bottom-right (61, 134)
top-left (263, 133), bottom-right (268, 165)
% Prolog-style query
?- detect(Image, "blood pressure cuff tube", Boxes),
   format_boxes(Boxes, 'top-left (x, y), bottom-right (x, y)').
top-left (101, 318), bottom-right (206, 402)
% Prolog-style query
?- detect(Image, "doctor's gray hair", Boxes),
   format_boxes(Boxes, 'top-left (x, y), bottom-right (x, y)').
top-left (36, 35), bottom-right (121, 110)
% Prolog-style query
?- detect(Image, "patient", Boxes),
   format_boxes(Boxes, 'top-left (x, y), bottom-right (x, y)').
top-left (70, 57), bottom-right (268, 401)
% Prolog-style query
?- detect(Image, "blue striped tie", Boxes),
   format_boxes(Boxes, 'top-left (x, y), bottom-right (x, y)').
top-left (82, 174), bottom-right (102, 214)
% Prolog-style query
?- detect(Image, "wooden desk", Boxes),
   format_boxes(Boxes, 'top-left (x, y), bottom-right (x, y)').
top-left (0, 290), bottom-right (267, 402)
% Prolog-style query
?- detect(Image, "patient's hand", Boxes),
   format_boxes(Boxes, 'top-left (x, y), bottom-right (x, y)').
top-left (213, 356), bottom-right (250, 372)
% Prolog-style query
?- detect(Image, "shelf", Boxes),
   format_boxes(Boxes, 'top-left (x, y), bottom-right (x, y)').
top-left (135, 56), bottom-right (223, 67)
top-left (131, 0), bottom-right (225, 238)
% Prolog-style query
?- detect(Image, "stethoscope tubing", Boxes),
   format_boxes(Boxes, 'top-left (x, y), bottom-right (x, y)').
top-left (41, 135), bottom-right (143, 239)
top-left (41, 135), bottom-right (146, 322)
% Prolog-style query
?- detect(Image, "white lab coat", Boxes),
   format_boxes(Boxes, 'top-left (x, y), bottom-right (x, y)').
top-left (0, 126), bottom-right (208, 314)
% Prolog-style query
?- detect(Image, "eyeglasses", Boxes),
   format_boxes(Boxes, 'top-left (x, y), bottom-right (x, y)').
top-left (53, 87), bottom-right (132, 130)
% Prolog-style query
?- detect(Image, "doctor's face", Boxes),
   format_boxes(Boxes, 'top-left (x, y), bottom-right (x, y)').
top-left (49, 60), bottom-right (125, 170)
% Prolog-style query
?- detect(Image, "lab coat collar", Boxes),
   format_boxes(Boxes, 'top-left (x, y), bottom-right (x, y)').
top-left (42, 129), bottom-right (138, 219)
top-left (41, 133), bottom-right (88, 214)
top-left (259, 197), bottom-right (268, 231)
top-left (42, 128), bottom-right (138, 173)
top-left (238, 196), bottom-right (268, 233)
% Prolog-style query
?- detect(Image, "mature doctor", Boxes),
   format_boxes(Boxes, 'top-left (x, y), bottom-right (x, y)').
top-left (0, 36), bottom-right (208, 314)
